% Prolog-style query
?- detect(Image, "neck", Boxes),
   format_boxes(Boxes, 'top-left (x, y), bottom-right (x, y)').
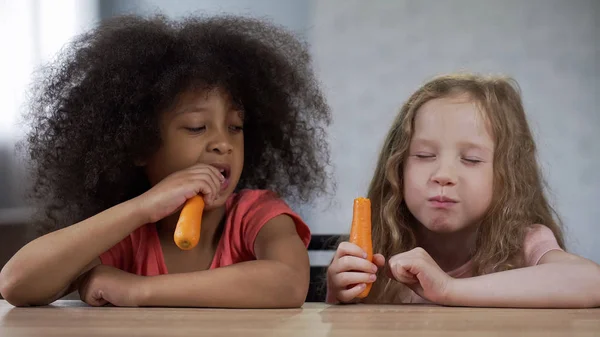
top-left (416, 225), bottom-right (477, 272)
top-left (157, 205), bottom-right (226, 248)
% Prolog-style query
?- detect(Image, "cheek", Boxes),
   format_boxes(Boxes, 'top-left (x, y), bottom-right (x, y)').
top-left (482, 165), bottom-right (494, 196)
top-left (403, 161), bottom-right (426, 186)
top-left (468, 166), bottom-right (494, 210)
top-left (235, 137), bottom-right (244, 164)
top-left (144, 140), bottom-right (201, 184)
top-left (237, 137), bottom-right (244, 157)
top-left (402, 164), bottom-right (422, 203)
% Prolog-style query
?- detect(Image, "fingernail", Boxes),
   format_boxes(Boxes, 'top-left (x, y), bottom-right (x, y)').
top-left (369, 274), bottom-right (376, 281)
top-left (372, 265), bottom-right (378, 273)
top-left (363, 252), bottom-right (368, 259)
top-left (360, 283), bottom-right (366, 289)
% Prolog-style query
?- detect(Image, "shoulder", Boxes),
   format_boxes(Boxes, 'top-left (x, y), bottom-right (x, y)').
top-left (522, 224), bottom-right (563, 266)
top-left (225, 189), bottom-right (311, 252)
top-left (524, 224), bottom-right (560, 245)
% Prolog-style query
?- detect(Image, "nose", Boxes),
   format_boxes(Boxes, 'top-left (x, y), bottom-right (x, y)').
top-left (207, 130), bottom-right (233, 155)
top-left (431, 158), bottom-right (457, 186)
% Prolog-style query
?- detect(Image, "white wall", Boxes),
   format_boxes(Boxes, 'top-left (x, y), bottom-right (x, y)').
top-left (0, 0), bottom-right (98, 210)
top-left (305, 0), bottom-right (599, 263)
top-left (6, 0), bottom-right (598, 264)
top-left (99, 0), bottom-right (310, 37)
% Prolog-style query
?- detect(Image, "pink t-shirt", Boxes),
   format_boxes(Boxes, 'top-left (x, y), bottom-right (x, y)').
top-left (99, 189), bottom-right (311, 276)
top-left (405, 224), bottom-right (563, 304)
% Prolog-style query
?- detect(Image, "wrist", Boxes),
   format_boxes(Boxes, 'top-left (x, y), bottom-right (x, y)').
top-left (132, 275), bottom-right (152, 307)
top-left (441, 277), bottom-right (460, 306)
top-left (127, 195), bottom-right (152, 226)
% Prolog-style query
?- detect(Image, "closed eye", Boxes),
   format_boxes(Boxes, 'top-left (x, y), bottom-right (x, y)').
top-left (229, 125), bottom-right (244, 133)
top-left (414, 154), bottom-right (435, 159)
top-left (462, 157), bottom-right (483, 164)
top-left (185, 126), bottom-right (206, 133)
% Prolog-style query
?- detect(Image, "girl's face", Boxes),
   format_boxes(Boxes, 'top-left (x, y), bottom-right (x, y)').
top-left (144, 88), bottom-right (245, 207)
top-left (403, 93), bottom-right (494, 234)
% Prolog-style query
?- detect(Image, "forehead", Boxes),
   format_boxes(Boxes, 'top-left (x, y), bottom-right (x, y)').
top-left (168, 88), bottom-right (244, 118)
top-left (413, 94), bottom-right (493, 147)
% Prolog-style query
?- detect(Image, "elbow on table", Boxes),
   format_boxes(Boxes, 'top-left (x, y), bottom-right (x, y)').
top-left (0, 270), bottom-right (31, 307)
top-left (278, 279), bottom-right (308, 308)
top-left (570, 263), bottom-right (600, 308)
top-left (588, 264), bottom-right (600, 308)
top-left (273, 266), bottom-right (309, 308)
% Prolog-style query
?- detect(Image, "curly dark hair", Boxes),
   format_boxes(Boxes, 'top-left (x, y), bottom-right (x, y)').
top-left (21, 14), bottom-right (333, 234)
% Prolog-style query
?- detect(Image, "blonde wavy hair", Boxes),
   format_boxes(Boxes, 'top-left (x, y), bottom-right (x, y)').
top-left (364, 73), bottom-right (565, 303)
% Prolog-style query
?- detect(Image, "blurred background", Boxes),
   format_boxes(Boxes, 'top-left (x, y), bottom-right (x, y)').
top-left (0, 0), bottom-right (598, 299)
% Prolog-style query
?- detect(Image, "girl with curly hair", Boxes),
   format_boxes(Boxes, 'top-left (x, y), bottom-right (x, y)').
top-left (0, 14), bottom-right (332, 308)
top-left (326, 73), bottom-right (600, 308)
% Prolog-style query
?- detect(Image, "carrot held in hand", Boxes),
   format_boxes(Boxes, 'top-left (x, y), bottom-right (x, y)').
top-left (174, 195), bottom-right (205, 250)
top-left (349, 197), bottom-right (373, 298)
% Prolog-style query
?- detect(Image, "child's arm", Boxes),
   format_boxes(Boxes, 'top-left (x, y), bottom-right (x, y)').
top-left (389, 248), bottom-right (600, 308)
top-left (0, 199), bottom-right (146, 306)
top-left (0, 163), bottom-right (224, 307)
top-left (78, 215), bottom-right (310, 308)
top-left (444, 251), bottom-right (600, 308)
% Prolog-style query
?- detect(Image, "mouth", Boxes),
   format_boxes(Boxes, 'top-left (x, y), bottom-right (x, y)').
top-left (428, 195), bottom-right (458, 208)
top-left (210, 163), bottom-right (231, 179)
top-left (209, 163), bottom-right (232, 192)
top-left (428, 196), bottom-right (458, 203)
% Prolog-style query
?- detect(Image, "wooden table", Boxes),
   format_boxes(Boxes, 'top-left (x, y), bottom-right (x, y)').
top-left (1, 300), bottom-right (598, 336)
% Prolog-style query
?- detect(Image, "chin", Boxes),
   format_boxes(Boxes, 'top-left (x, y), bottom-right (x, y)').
top-left (209, 184), bottom-right (237, 207)
top-left (421, 217), bottom-right (464, 234)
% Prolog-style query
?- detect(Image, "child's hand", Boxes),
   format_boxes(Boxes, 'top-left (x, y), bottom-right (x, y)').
top-left (136, 163), bottom-right (225, 223)
top-left (78, 265), bottom-right (144, 307)
top-left (326, 242), bottom-right (385, 303)
top-left (388, 247), bottom-right (453, 304)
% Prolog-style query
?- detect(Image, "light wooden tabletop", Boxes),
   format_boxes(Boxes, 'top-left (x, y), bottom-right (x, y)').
top-left (1, 300), bottom-right (598, 336)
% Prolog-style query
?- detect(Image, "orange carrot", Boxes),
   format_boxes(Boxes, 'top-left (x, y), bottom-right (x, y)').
top-left (174, 195), bottom-right (205, 250)
top-left (349, 197), bottom-right (373, 298)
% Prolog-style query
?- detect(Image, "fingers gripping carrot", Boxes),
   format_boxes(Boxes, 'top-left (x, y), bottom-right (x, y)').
top-left (174, 196), bottom-right (205, 250)
top-left (349, 197), bottom-right (373, 298)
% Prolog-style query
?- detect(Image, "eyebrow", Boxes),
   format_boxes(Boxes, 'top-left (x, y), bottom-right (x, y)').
top-left (176, 106), bottom-right (245, 120)
top-left (175, 106), bottom-right (208, 115)
top-left (411, 138), bottom-right (436, 147)
top-left (411, 138), bottom-right (493, 153)
top-left (457, 141), bottom-right (493, 153)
